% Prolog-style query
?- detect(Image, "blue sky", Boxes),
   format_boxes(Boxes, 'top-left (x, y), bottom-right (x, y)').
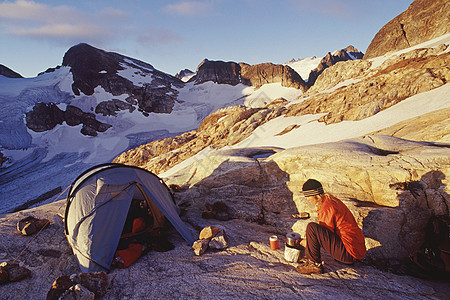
top-left (0, 0), bottom-right (413, 78)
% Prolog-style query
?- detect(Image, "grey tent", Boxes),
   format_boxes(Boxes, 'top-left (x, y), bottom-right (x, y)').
top-left (64, 163), bottom-right (195, 272)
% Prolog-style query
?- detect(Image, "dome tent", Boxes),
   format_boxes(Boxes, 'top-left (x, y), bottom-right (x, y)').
top-left (64, 163), bottom-right (195, 272)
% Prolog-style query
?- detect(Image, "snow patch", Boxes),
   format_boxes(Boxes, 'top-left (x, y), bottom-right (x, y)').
top-left (284, 56), bottom-right (322, 81)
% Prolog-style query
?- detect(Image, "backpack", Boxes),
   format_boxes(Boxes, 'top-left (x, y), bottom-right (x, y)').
top-left (410, 214), bottom-right (450, 280)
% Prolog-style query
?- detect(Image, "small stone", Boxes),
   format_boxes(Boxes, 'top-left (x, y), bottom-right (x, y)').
top-left (17, 216), bottom-right (50, 236)
top-left (71, 271), bottom-right (108, 298)
top-left (192, 239), bottom-right (209, 256)
top-left (199, 226), bottom-right (221, 240)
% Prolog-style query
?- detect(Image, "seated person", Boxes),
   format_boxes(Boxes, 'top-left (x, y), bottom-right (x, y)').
top-left (296, 179), bottom-right (367, 274)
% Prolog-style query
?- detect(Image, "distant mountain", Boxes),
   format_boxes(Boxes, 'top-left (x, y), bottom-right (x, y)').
top-left (364, 0), bottom-right (450, 59)
top-left (63, 43), bottom-right (183, 113)
top-left (0, 64), bottom-right (23, 78)
top-left (307, 45), bottom-right (364, 86)
top-left (175, 69), bottom-right (196, 82)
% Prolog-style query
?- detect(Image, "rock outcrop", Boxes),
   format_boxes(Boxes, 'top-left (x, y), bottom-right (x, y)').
top-left (192, 59), bottom-right (308, 92)
top-left (62, 43), bottom-right (183, 114)
top-left (240, 62), bottom-right (308, 91)
top-left (165, 135), bottom-right (450, 260)
top-left (26, 102), bottom-right (112, 136)
top-left (193, 59), bottom-right (242, 85)
top-left (307, 45), bottom-right (364, 86)
top-left (364, 0), bottom-right (450, 59)
top-left (0, 64), bottom-right (23, 78)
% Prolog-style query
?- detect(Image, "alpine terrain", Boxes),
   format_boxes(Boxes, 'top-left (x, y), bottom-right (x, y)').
top-left (0, 0), bottom-right (449, 298)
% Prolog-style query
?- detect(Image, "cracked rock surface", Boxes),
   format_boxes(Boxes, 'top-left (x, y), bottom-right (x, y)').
top-left (0, 200), bottom-right (449, 299)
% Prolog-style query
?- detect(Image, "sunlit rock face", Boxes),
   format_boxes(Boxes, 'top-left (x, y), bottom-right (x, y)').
top-left (192, 59), bottom-right (308, 91)
top-left (364, 0), bottom-right (450, 59)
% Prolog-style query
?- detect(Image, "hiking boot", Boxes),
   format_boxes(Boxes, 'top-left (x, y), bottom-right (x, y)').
top-left (296, 258), bottom-right (323, 274)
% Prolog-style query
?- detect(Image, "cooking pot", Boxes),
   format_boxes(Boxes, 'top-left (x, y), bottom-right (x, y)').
top-left (286, 232), bottom-right (301, 248)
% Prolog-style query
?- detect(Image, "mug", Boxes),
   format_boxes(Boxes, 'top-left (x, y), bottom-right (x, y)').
top-left (269, 235), bottom-right (279, 250)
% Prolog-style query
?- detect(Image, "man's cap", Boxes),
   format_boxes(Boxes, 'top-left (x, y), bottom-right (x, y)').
top-left (302, 179), bottom-right (324, 197)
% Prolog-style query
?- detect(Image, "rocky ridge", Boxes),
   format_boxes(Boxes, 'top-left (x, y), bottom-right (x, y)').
top-left (192, 59), bottom-right (309, 92)
top-left (0, 64), bottom-right (23, 78)
top-left (364, 0), bottom-right (450, 59)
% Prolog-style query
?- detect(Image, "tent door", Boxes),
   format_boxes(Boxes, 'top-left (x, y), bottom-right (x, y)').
top-left (135, 183), bottom-right (166, 231)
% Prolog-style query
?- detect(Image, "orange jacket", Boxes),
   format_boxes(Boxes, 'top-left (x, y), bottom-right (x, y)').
top-left (318, 194), bottom-right (367, 260)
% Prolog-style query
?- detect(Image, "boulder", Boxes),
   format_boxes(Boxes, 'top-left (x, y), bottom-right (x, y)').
top-left (364, 0), bottom-right (450, 59)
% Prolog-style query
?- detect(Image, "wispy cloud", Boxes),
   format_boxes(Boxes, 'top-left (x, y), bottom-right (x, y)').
top-left (0, 0), bottom-right (123, 43)
top-left (0, 0), bottom-right (183, 48)
top-left (162, 1), bottom-right (214, 16)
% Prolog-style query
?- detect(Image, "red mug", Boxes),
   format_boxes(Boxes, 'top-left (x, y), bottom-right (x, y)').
top-left (270, 235), bottom-right (279, 250)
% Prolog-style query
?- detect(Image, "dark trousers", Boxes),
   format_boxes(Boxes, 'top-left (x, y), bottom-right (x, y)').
top-left (305, 222), bottom-right (355, 264)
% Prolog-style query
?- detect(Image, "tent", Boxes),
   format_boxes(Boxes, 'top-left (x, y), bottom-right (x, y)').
top-left (64, 163), bottom-right (195, 272)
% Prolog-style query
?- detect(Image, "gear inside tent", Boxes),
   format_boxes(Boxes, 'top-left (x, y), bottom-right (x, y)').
top-left (64, 163), bottom-right (195, 272)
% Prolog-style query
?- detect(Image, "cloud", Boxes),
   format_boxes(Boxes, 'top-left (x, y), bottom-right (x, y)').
top-left (0, 0), bottom-right (126, 43)
top-left (162, 1), bottom-right (213, 16)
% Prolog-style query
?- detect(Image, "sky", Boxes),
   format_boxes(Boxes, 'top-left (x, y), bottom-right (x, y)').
top-left (0, 0), bottom-right (413, 78)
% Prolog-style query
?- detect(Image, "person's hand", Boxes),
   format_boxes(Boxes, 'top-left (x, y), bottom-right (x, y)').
top-left (300, 239), bottom-right (307, 248)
